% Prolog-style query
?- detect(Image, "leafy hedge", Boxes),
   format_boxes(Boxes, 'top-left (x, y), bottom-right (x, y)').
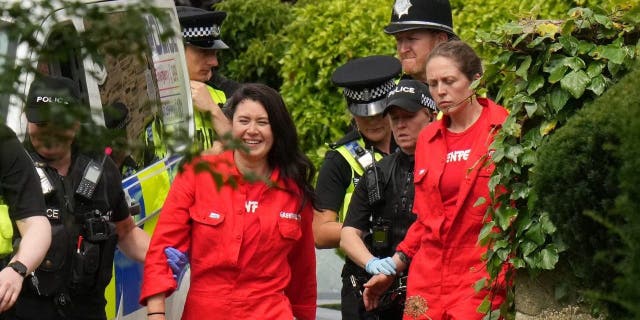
top-left (214, 0), bottom-right (294, 88)
top-left (476, 5), bottom-right (640, 318)
top-left (610, 65), bottom-right (640, 317)
top-left (451, 0), bottom-right (634, 49)
top-left (215, 0), bottom-right (395, 164)
top-left (215, 0), bottom-right (639, 168)
top-left (278, 0), bottom-right (395, 164)
top-left (531, 79), bottom-right (622, 317)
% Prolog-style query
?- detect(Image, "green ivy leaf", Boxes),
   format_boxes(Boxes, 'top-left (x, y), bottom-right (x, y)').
top-left (511, 182), bottom-right (529, 200)
top-left (524, 103), bottom-right (538, 117)
top-left (527, 35), bottom-right (547, 48)
top-left (559, 35), bottom-right (579, 55)
top-left (562, 56), bottom-right (586, 70)
top-left (514, 211), bottom-right (533, 238)
top-left (489, 174), bottom-right (502, 193)
top-left (548, 65), bottom-right (567, 83)
top-left (560, 70), bottom-right (590, 98)
top-left (495, 206), bottom-right (518, 230)
top-left (510, 257), bottom-right (526, 269)
top-left (521, 149), bottom-right (537, 166)
top-left (525, 222), bottom-right (545, 245)
top-left (521, 240), bottom-right (537, 256)
top-left (539, 212), bottom-right (557, 234)
top-left (540, 119), bottom-right (558, 136)
top-left (503, 22), bottom-right (524, 35)
top-left (505, 145), bottom-right (524, 161)
top-left (494, 239), bottom-right (510, 250)
top-left (497, 247), bottom-right (510, 261)
top-left (587, 74), bottom-right (607, 95)
top-left (577, 41), bottom-right (596, 55)
top-left (492, 147), bottom-right (505, 163)
top-left (478, 221), bottom-right (496, 245)
top-left (586, 61), bottom-right (605, 78)
top-left (474, 197), bottom-right (487, 207)
top-left (538, 247), bottom-right (559, 269)
top-left (474, 277), bottom-right (488, 293)
top-left (535, 22), bottom-right (560, 39)
top-left (593, 13), bottom-right (612, 28)
top-left (549, 87), bottom-right (570, 112)
top-left (516, 56), bottom-right (532, 80)
top-left (593, 45), bottom-right (627, 64)
top-left (527, 74), bottom-right (544, 95)
top-left (476, 296), bottom-right (491, 314)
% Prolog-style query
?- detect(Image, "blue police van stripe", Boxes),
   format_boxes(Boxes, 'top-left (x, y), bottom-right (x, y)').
top-left (112, 155), bottom-right (183, 316)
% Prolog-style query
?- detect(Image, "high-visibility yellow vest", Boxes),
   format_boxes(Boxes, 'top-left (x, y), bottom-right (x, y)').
top-left (193, 85), bottom-right (226, 151)
top-left (0, 196), bottom-right (14, 257)
top-left (145, 84), bottom-right (227, 160)
top-left (334, 139), bottom-right (384, 223)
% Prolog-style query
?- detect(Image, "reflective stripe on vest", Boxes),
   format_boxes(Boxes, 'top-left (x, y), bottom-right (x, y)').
top-left (334, 139), bottom-right (384, 222)
top-left (193, 85), bottom-right (226, 151)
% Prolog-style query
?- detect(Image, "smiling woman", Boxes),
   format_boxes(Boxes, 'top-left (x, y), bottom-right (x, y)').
top-left (140, 83), bottom-right (318, 320)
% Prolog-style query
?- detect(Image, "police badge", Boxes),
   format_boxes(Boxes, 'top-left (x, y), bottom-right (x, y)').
top-left (210, 24), bottom-right (220, 38)
top-left (393, 0), bottom-right (412, 18)
top-left (362, 88), bottom-right (371, 101)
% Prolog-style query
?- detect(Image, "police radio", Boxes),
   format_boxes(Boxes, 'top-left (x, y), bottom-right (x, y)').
top-left (364, 147), bottom-right (382, 205)
top-left (76, 148), bottom-right (110, 199)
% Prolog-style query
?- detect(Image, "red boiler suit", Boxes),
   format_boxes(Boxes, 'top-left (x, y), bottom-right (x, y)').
top-left (140, 151), bottom-right (317, 320)
top-left (396, 98), bottom-right (508, 320)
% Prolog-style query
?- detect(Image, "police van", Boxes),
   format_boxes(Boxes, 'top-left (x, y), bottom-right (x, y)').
top-left (1, 0), bottom-right (192, 318)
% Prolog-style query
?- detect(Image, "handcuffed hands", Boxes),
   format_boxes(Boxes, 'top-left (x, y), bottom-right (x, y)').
top-left (164, 247), bottom-right (189, 285)
top-left (362, 273), bottom-right (395, 311)
top-left (365, 257), bottom-right (396, 275)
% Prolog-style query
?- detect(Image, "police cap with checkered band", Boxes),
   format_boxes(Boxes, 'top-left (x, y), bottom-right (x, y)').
top-left (177, 6), bottom-right (229, 50)
top-left (331, 55), bottom-right (401, 117)
top-left (384, 0), bottom-right (456, 38)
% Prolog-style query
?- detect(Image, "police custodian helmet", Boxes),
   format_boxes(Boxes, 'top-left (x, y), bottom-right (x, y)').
top-left (383, 0), bottom-right (456, 38)
top-left (176, 6), bottom-right (229, 50)
top-left (331, 56), bottom-right (402, 117)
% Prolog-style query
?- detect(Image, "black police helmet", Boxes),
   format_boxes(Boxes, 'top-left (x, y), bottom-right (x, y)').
top-left (384, 0), bottom-right (456, 38)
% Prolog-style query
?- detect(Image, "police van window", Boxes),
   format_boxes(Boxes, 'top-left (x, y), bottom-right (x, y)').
top-left (91, 10), bottom-right (159, 167)
top-left (89, 9), bottom-right (190, 166)
top-left (39, 24), bottom-right (87, 103)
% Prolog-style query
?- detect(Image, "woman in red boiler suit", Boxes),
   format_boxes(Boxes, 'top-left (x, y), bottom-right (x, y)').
top-left (363, 40), bottom-right (508, 320)
top-left (140, 83), bottom-right (317, 320)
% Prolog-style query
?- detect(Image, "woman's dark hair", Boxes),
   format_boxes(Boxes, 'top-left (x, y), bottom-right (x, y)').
top-left (426, 40), bottom-right (483, 81)
top-left (224, 83), bottom-right (316, 205)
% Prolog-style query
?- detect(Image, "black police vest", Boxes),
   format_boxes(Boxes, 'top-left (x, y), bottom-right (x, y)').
top-left (369, 152), bottom-right (417, 258)
top-left (27, 152), bottom-right (118, 298)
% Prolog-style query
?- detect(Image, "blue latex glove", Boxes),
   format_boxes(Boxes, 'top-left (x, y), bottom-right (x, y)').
top-left (165, 247), bottom-right (189, 284)
top-left (365, 257), bottom-right (397, 275)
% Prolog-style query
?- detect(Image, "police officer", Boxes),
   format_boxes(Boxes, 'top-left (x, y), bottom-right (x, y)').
top-left (384, 0), bottom-right (456, 83)
top-left (0, 124), bottom-right (51, 314)
top-left (340, 80), bottom-right (437, 319)
top-left (178, 5), bottom-right (235, 150)
top-left (145, 6), bottom-right (236, 162)
top-left (7, 75), bottom-right (150, 320)
top-left (312, 55), bottom-right (400, 319)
